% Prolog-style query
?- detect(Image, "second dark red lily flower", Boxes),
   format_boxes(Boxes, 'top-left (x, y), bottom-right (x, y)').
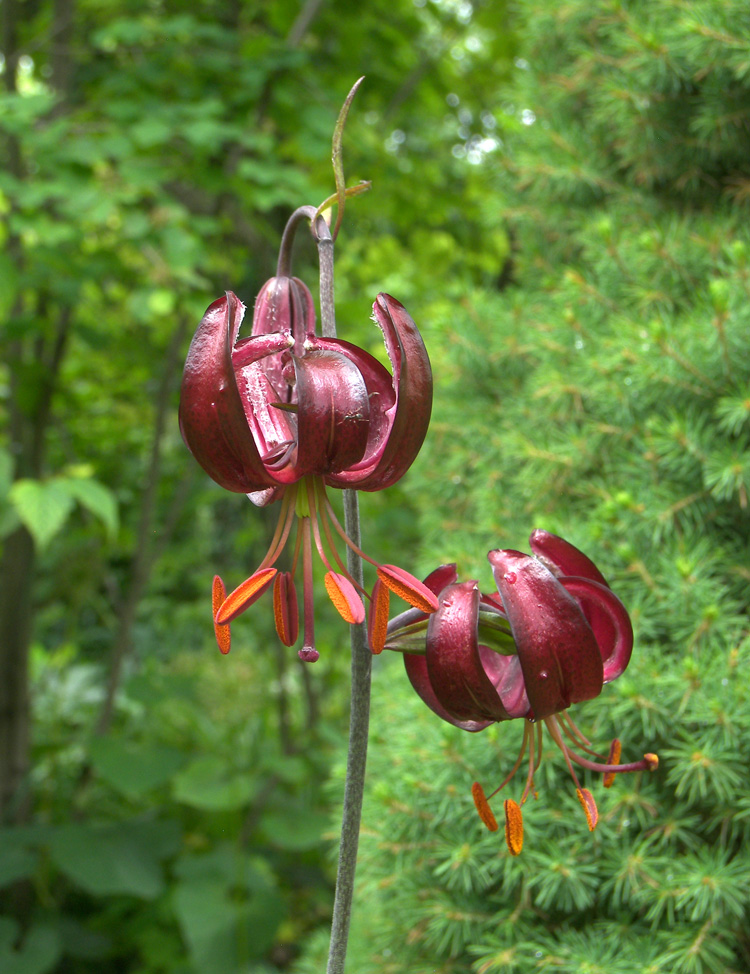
top-left (382, 531), bottom-right (658, 854)
top-left (179, 274), bottom-right (438, 659)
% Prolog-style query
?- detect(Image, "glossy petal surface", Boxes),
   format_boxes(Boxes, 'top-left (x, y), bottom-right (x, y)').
top-left (558, 575), bottom-right (633, 683)
top-left (179, 293), bottom-right (280, 493)
top-left (425, 582), bottom-right (523, 722)
top-left (181, 287), bottom-right (431, 496)
top-left (529, 529), bottom-right (609, 587)
top-left (488, 549), bottom-right (604, 719)
top-left (327, 294), bottom-right (432, 490)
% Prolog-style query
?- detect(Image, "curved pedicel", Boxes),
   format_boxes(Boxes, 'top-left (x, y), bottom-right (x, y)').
top-left (558, 575), bottom-right (633, 684)
top-left (488, 549), bottom-right (604, 720)
top-left (529, 529), bottom-right (610, 588)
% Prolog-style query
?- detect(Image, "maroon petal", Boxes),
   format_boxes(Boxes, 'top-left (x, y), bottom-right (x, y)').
top-left (403, 653), bottom-right (492, 732)
top-left (423, 563), bottom-right (458, 595)
top-left (309, 335), bottom-right (395, 485)
top-left (488, 550), bottom-right (604, 719)
top-left (292, 349), bottom-right (370, 477)
top-left (326, 295), bottom-right (432, 490)
top-left (180, 291), bottom-right (280, 493)
top-left (249, 276), bottom-right (316, 390)
top-left (179, 293), bottom-right (282, 493)
top-left (529, 529), bottom-right (609, 587)
top-left (558, 576), bottom-right (633, 684)
top-left (425, 581), bottom-right (521, 722)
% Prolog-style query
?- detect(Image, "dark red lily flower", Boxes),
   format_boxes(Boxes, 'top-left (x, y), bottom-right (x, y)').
top-left (383, 531), bottom-right (658, 855)
top-left (179, 276), bottom-right (437, 659)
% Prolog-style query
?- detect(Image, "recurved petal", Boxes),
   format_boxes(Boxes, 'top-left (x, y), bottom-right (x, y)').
top-left (488, 549), bottom-right (604, 719)
top-left (424, 581), bottom-right (521, 723)
top-left (179, 292), bottom-right (280, 493)
top-left (529, 530), bottom-right (609, 587)
top-left (403, 653), bottom-right (493, 732)
top-left (423, 563), bottom-right (458, 595)
top-left (558, 575), bottom-right (633, 684)
top-left (326, 295), bottom-right (432, 490)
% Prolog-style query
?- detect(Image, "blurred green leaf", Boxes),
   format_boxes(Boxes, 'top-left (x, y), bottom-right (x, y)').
top-left (0, 919), bottom-right (61, 974)
top-left (0, 835), bottom-right (37, 889)
top-left (172, 757), bottom-right (259, 811)
top-left (260, 808), bottom-right (330, 851)
top-left (47, 819), bottom-right (181, 899)
top-left (88, 737), bottom-right (186, 797)
top-left (173, 878), bottom-right (286, 972)
top-left (57, 476), bottom-right (119, 538)
top-left (9, 479), bottom-right (75, 549)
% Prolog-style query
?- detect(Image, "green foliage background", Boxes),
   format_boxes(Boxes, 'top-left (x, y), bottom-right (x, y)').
top-left (1, 0), bottom-right (749, 973)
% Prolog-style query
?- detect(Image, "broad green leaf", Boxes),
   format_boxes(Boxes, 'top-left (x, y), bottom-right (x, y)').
top-left (9, 479), bottom-right (75, 550)
top-left (0, 920), bottom-right (61, 974)
top-left (0, 844), bottom-right (37, 889)
top-left (47, 820), bottom-right (180, 899)
top-left (173, 843), bottom-right (276, 893)
top-left (172, 757), bottom-right (259, 811)
top-left (57, 476), bottom-right (119, 538)
top-left (88, 738), bottom-right (186, 798)
top-left (173, 878), bottom-right (285, 973)
top-left (260, 808), bottom-right (330, 851)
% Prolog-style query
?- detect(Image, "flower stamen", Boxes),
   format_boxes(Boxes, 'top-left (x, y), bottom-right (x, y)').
top-left (471, 782), bottom-right (499, 832)
top-left (299, 517), bottom-right (319, 662)
top-left (504, 799), bottom-right (524, 856)
top-left (273, 571), bottom-right (298, 647)
top-left (216, 567), bottom-right (278, 624)
top-left (212, 576), bottom-right (231, 655)
top-left (576, 787), bottom-right (599, 831)
top-left (368, 578), bottom-right (390, 654)
top-left (603, 738), bottom-right (622, 788)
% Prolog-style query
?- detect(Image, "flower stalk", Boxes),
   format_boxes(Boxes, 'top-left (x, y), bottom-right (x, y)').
top-left (309, 209), bottom-right (371, 974)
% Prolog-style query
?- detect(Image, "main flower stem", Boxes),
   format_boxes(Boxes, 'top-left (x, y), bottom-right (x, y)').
top-left (327, 489), bottom-right (370, 974)
top-left (307, 211), bottom-right (370, 974)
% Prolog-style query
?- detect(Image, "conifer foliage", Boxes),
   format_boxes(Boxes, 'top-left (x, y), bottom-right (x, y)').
top-left (320, 3), bottom-right (750, 972)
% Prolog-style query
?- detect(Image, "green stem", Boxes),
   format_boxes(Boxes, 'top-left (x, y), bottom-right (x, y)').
top-left (327, 489), bottom-right (370, 974)
top-left (309, 210), bottom-right (370, 974)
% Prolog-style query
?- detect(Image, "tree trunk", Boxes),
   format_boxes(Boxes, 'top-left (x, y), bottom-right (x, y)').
top-left (0, 527), bottom-right (35, 825)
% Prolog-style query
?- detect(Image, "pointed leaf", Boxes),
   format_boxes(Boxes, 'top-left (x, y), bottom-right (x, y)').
top-left (58, 476), bottom-right (119, 538)
top-left (9, 479), bottom-right (75, 549)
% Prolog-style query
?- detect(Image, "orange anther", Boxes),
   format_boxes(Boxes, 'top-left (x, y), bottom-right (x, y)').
top-left (471, 782), bottom-right (499, 832)
top-left (576, 787), bottom-right (599, 831)
top-left (324, 572), bottom-right (365, 624)
top-left (644, 753), bottom-right (659, 771)
top-left (212, 576), bottom-right (231, 655)
top-left (368, 578), bottom-right (390, 654)
top-left (504, 799), bottom-right (523, 856)
top-left (216, 567), bottom-right (277, 624)
top-left (603, 738), bottom-right (622, 788)
top-left (273, 572), bottom-right (298, 647)
top-left (376, 565), bottom-right (439, 614)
